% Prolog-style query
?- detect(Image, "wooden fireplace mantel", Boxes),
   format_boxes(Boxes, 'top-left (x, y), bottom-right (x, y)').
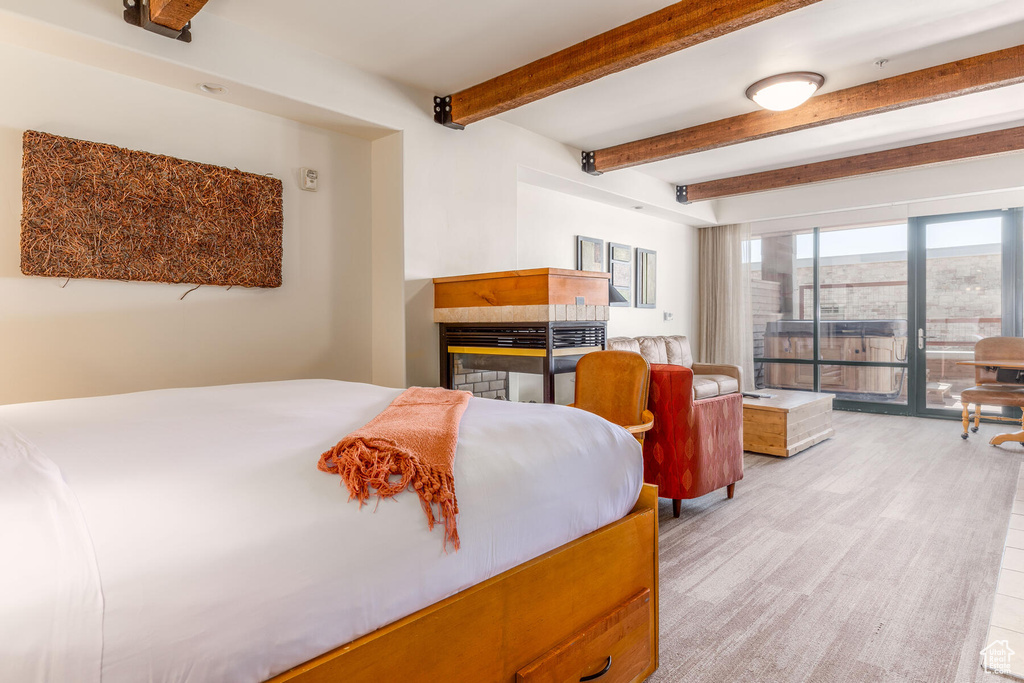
top-left (434, 268), bottom-right (610, 308)
top-left (434, 268), bottom-right (611, 324)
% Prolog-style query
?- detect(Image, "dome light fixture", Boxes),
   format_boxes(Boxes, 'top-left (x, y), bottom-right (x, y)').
top-left (745, 72), bottom-right (825, 111)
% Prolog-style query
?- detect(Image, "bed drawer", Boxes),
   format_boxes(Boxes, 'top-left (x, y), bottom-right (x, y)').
top-left (516, 589), bottom-right (652, 683)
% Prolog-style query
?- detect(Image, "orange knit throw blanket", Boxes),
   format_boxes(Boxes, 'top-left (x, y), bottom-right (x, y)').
top-left (318, 387), bottom-right (471, 551)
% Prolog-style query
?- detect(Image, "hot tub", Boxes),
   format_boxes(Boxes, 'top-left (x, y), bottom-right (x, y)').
top-left (763, 319), bottom-right (908, 400)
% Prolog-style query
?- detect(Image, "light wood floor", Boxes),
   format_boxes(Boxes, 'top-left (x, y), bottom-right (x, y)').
top-left (984, 469), bottom-right (1024, 678)
top-left (650, 411), bottom-right (1022, 682)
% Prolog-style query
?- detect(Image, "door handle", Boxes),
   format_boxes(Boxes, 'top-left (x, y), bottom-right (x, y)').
top-left (918, 328), bottom-right (925, 350)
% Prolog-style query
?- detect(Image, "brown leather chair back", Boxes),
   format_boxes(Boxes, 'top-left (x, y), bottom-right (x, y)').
top-left (574, 350), bottom-right (651, 429)
top-left (974, 336), bottom-right (1024, 384)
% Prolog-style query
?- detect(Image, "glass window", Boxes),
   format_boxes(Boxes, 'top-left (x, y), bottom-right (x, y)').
top-left (750, 210), bottom-right (1023, 414)
top-left (817, 224), bottom-right (909, 401)
top-left (755, 361), bottom-right (814, 392)
top-left (923, 217), bottom-right (1002, 410)
top-left (818, 224), bottom-right (908, 325)
top-left (750, 230), bottom-right (815, 391)
top-left (751, 224), bottom-right (910, 401)
top-left (818, 364), bottom-right (908, 405)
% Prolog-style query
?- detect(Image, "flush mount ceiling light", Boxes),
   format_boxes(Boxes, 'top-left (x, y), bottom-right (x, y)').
top-left (745, 72), bottom-right (824, 111)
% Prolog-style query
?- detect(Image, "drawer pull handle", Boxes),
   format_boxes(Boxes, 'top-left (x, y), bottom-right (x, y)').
top-left (580, 656), bottom-right (612, 681)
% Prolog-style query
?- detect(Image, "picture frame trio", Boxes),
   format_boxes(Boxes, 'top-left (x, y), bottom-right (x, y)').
top-left (575, 235), bottom-right (656, 308)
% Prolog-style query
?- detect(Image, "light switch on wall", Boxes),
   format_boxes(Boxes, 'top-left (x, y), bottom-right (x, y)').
top-left (664, 312), bottom-right (674, 321)
top-left (300, 168), bottom-right (319, 192)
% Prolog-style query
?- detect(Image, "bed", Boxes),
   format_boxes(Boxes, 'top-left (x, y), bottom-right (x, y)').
top-left (0, 379), bottom-right (658, 683)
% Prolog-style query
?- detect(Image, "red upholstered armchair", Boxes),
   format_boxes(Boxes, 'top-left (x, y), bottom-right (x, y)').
top-left (608, 336), bottom-right (744, 517)
top-left (644, 364), bottom-right (743, 516)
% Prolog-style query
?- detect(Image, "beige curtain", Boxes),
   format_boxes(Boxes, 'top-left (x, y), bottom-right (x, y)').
top-left (697, 224), bottom-right (754, 390)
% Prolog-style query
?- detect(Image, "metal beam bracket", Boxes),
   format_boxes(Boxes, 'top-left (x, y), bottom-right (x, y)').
top-left (581, 151), bottom-right (601, 176)
top-left (123, 0), bottom-right (192, 42)
top-left (675, 185), bottom-right (689, 204)
top-left (433, 96), bottom-right (465, 130)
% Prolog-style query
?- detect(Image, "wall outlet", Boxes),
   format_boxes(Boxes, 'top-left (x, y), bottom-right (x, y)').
top-left (300, 167), bottom-right (319, 192)
top-left (575, 296), bottom-right (585, 305)
top-left (664, 311), bottom-right (674, 321)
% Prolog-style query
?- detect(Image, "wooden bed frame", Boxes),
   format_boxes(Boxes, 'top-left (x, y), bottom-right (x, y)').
top-left (269, 484), bottom-right (659, 683)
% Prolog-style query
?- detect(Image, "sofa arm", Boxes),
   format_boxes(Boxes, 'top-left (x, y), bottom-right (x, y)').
top-left (692, 363), bottom-right (742, 389)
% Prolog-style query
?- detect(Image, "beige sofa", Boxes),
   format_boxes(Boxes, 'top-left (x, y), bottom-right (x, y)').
top-left (606, 335), bottom-right (742, 399)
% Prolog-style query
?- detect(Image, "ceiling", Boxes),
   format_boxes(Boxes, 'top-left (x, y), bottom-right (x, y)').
top-left (204, 0), bottom-right (670, 94)
top-left (206, 0), bottom-right (1024, 189)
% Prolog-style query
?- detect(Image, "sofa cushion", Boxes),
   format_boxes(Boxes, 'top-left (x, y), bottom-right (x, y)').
top-left (692, 374), bottom-right (740, 399)
top-left (692, 376), bottom-right (721, 400)
top-left (664, 336), bottom-right (693, 368)
top-left (608, 335), bottom-right (694, 368)
top-left (635, 336), bottom-right (668, 364)
top-left (719, 377), bottom-right (740, 395)
top-left (611, 334), bottom-right (694, 368)
top-left (607, 337), bottom-right (641, 355)
top-left (705, 374), bottom-right (739, 396)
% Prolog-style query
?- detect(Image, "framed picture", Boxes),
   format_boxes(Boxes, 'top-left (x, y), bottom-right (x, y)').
top-left (636, 248), bottom-right (656, 308)
top-left (608, 242), bottom-right (631, 307)
top-left (576, 235), bottom-right (604, 272)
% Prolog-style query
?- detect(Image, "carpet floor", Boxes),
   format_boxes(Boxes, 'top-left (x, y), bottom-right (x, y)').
top-left (650, 411), bottom-right (1021, 682)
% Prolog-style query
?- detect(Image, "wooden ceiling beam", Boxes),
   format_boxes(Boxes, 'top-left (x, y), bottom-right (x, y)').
top-left (149, 0), bottom-right (210, 31)
top-left (677, 126), bottom-right (1024, 202)
top-left (436, 0), bottom-right (824, 128)
top-left (591, 44), bottom-right (1024, 173)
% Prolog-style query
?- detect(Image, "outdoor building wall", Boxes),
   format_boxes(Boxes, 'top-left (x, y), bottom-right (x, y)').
top-left (791, 253), bottom-right (1002, 343)
top-left (754, 251), bottom-right (1001, 337)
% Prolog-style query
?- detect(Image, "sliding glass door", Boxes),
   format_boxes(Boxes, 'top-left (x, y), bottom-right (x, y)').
top-left (751, 208), bottom-right (1023, 417)
top-left (910, 210), bottom-right (1023, 418)
top-left (818, 224), bottom-right (909, 408)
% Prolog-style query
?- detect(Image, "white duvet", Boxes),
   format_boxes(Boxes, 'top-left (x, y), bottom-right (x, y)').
top-left (0, 380), bottom-right (643, 683)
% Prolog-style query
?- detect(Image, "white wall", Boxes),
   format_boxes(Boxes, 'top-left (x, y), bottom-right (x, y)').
top-left (513, 182), bottom-right (699, 403)
top-left (0, 1), bottom-right (716, 394)
top-left (6, 0), bottom-right (1024, 399)
top-left (397, 116), bottom-right (705, 389)
top-left (398, 115), bottom-right (713, 387)
top-left (517, 183), bottom-right (699, 339)
top-left (0, 42), bottom-right (374, 403)
top-left (370, 132), bottom-right (407, 388)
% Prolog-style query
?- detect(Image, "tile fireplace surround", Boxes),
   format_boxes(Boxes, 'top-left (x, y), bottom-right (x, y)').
top-left (450, 356), bottom-right (508, 400)
top-left (434, 303), bottom-right (608, 324)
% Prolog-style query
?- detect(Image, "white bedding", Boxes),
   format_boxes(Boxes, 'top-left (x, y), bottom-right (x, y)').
top-left (0, 379), bottom-right (643, 683)
top-left (0, 423), bottom-right (103, 683)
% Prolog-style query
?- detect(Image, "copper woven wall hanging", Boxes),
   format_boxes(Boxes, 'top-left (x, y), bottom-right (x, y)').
top-left (21, 130), bottom-right (283, 288)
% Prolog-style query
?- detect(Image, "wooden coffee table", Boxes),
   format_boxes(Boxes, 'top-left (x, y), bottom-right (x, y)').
top-left (743, 389), bottom-right (834, 457)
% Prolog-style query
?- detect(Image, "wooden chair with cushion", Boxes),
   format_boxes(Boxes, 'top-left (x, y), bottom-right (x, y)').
top-left (960, 336), bottom-right (1024, 445)
top-left (572, 350), bottom-right (654, 443)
